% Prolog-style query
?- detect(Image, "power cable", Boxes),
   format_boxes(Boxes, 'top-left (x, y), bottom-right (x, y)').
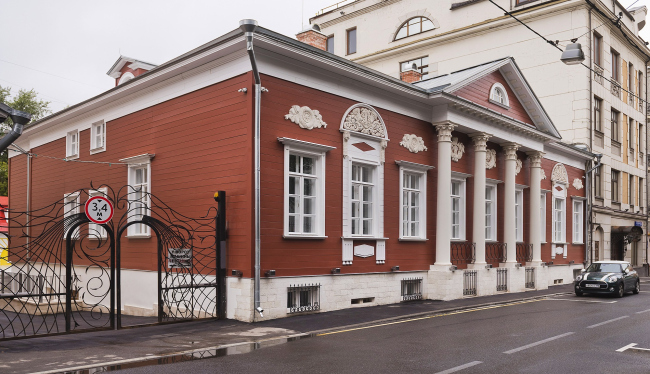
top-left (0, 59), bottom-right (105, 90)
top-left (0, 78), bottom-right (70, 106)
top-left (7, 146), bottom-right (127, 167)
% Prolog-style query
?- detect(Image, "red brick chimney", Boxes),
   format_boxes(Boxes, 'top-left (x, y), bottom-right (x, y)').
top-left (296, 28), bottom-right (328, 51)
top-left (400, 69), bottom-right (423, 83)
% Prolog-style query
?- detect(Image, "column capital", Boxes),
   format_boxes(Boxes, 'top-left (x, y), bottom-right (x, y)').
top-left (502, 143), bottom-right (520, 160)
top-left (527, 151), bottom-right (545, 168)
top-left (435, 122), bottom-right (456, 142)
top-left (469, 133), bottom-right (492, 151)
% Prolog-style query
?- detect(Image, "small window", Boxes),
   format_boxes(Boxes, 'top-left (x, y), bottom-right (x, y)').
top-left (489, 83), bottom-right (509, 108)
top-left (573, 199), bottom-right (584, 244)
top-left (90, 120), bottom-right (106, 153)
top-left (485, 184), bottom-right (497, 241)
top-left (66, 130), bottom-right (79, 159)
top-left (515, 188), bottom-right (524, 242)
top-left (611, 169), bottom-right (620, 202)
top-left (346, 28), bottom-right (357, 55)
top-left (611, 109), bottom-right (620, 142)
top-left (629, 174), bottom-right (634, 206)
top-left (88, 188), bottom-right (108, 239)
top-left (629, 118), bottom-right (634, 152)
top-left (628, 62), bottom-right (634, 94)
top-left (594, 33), bottom-right (602, 66)
top-left (639, 178), bottom-right (644, 208)
top-left (326, 35), bottom-right (334, 53)
top-left (611, 49), bottom-right (620, 82)
top-left (450, 174), bottom-right (467, 240)
top-left (287, 284), bottom-right (320, 314)
top-left (400, 56), bottom-right (429, 79)
top-left (351, 163), bottom-right (374, 235)
top-left (594, 97), bottom-right (602, 132)
top-left (394, 17), bottom-right (435, 41)
top-left (63, 192), bottom-right (80, 239)
top-left (594, 165), bottom-right (602, 198)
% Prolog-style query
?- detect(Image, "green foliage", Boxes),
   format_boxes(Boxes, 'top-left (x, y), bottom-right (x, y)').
top-left (0, 85), bottom-right (52, 196)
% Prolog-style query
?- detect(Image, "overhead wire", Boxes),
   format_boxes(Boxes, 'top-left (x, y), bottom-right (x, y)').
top-left (7, 146), bottom-right (128, 167)
top-left (0, 59), bottom-right (105, 90)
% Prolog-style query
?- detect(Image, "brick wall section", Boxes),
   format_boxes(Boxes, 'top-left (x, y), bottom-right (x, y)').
top-left (400, 70), bottom-right (422, 83)
top-left (296, 30), bottom-right (328, 51)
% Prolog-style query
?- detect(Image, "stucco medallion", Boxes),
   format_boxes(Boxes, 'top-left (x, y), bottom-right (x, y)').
top-left (485, 149), bottom-right (497, 169)
top-left (572, 178), bottom-right (584, 190)
top-left (399, 134), bottom-right (428, 153)
top-left (515, 159), bottom-right (523, 175)
top-left (451, 137), bottom-right (465, 162)
top-left (284, 105), bottom-right (327, 130)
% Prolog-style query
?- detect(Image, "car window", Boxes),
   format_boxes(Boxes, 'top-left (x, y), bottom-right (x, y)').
top-left (586, 263), bottom-right (623, 273)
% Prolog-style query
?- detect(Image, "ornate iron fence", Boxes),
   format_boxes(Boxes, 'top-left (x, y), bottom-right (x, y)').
top-left (516, 243), bottom-right (533, 264)
top-left (525, 267), bottom-right (536, 289)
top-left (496, 268), bottom-right (508, 292)
top-left (451, 242), bottom-right (475, 269)
top-left (401, 278), bottom-right (422, 301)
top-left (486, 242), bottom-right (507, 265)
top-left (287, 284), bottom-right (320, 314)
top-left (463, 270), bottom-right (477, 296)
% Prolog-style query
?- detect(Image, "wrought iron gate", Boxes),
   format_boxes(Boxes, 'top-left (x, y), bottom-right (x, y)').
top-left (0, 185), bottom-right (225, 340)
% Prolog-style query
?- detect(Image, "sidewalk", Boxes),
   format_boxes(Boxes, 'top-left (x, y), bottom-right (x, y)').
top-left (1, 284), bottom-right (575, 374)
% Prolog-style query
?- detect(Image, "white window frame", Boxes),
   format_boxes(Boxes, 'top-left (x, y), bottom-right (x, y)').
top-left (450, 172), bottom-right (470, 241)
top-left (541, 191), bottom-right (549, 243)
top-left (351, 162), bottom-right (377, 236)
top-left (66, 130), bottom-right (79, 159)
top-left (90, 120), bottom-right (106, 154)
top-left (397, 160), bottom-right (433, 241)
top-left (88, 188), bottom-right (108, 239)
top-left (485, 179), bottom-right (501, 242)
top-left (63, 192), bottom-right (80, 239)
top-left (120, 154), bottom-right (154, 238)
top-left (489, 82), bottom-right (510, 108)
top-left (572, 198), bottom-right (585, 244)
top-left (278, 138), bottom-right (334, 238)
top-left (552, 183), bottom-right (567, 244)
top-left (515, 185), bottom-right (525, 242)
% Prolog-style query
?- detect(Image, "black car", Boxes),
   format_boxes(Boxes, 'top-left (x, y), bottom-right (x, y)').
top-left (574, 261), bottom-right (640, 298)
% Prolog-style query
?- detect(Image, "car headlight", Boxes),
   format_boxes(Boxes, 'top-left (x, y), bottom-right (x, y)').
top-left (608, 276), bottom-right (620, 282)
top-left (575, 275), bottom-right (583, 281)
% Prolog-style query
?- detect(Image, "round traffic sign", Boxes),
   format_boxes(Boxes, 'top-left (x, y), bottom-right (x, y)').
top-left (85, 196), bottom-right (114, 224)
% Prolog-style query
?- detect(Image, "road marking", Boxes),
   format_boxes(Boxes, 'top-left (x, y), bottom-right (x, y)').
top-left (616, 343), bottom-right (637, 352)
top-left (636, 309), bottom-right (650, 314)
top-left (587, 316), bottom-right (629, 328)
top-left (545, 298), bottom-right (617, 304)
top-left (503, 332), bottom-right (574, 354)
top-left (317, 299), bottom-right (541, 336)
top-left (435, 361), bottom-right (483, 374)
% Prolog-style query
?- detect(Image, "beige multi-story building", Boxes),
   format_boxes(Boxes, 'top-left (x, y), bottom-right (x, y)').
top-left (306, 0), bottom-right (649, 266)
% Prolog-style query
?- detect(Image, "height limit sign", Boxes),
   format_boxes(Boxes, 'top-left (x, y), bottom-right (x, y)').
top-left (85, 196), bottom-right (114, 224)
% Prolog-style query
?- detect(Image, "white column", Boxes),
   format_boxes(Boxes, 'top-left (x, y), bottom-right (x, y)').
top-left (470, 133), bottom-right (491, 267)
top-left (434, 123), bottom-right (456, 267)
top-left (503, 143), bottom-right (519, 266)
top-left (528, 151), bottom-right (544, 265)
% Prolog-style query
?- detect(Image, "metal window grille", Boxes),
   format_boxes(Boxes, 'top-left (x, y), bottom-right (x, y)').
top-left (525, 267), bottom-right (536, 289)
top-left (401, 278), bottom-right (422, 301)
top-left (463, 270), bottom-right (477, 296)
top-left (516, 243), bottom-right (533, 264)
top-left (451, 242), bottom-right (475, 269)
top-left (287, 284), bottom-right (320, 314)
top-left (497, 268), bottom-right (508, 292)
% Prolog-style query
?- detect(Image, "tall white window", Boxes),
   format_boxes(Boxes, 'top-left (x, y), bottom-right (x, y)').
top-left (352, 164), bottom-right (374, 236)
top-left (573, 199), bottom-right (584, 244)
top-left (90, 120), bottom-right (106, 153)
top-left (88, 188), bottom-right (108, 239)
top-left (541, 192), bottom-right (548, 243)
top-left (66, 130), bottom-right (79, 158)
top-left (450, 172), bottom-right (469, 240)
top-left (485, 184), bottom-right (498, 241)
top-left (552, 194), bottom-right (566, 244)
top-left (120, 154), bottom-right (154, 238)
top-left (515, 188), bottom-right (524, 242)
top-left (280, 138), bottom-right (332, 238)
top-left (397, 161), bottom-right (431, 240)
top-left (63, 192), bottom-right (80, 239)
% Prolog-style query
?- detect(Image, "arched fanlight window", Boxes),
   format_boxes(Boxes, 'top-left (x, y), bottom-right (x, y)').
top-left (394, 17), bottom-right (435, 41)
top-left (489, 82), bottom-right (510, 107)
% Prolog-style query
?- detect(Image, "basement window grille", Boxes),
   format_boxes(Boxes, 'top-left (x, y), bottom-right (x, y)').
top-left (287, 284), bottom-right (320, 314)
top-left (525, 267), bottom-right (536, 289)
top-left (463, 270), bottom-right (477, 296)
top-left (401, 278), bottom-right (423, 301)
top-left (496, 268), bottom-right (508, 292)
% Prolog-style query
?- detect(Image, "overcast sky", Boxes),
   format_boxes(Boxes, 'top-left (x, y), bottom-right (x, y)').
top-left (1, 0), bottom-right (649, 114)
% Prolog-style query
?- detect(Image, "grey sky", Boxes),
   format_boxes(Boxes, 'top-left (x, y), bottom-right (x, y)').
top-left (1, 0), bottom-right (649, 114)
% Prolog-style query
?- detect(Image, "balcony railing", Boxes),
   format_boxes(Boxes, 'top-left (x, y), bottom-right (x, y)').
top-left (516, 243), bottom-right (533, 264)
top-left (451, 242), bottom-right (475, 269)
top-left (485, 242), bottom-right (507, 265)
top-left (316, 0), bottom-right (357, 15)
top-left (611, 81), bottom-right (621, 98)
top-left (593, 65), bottom-right (604, 85)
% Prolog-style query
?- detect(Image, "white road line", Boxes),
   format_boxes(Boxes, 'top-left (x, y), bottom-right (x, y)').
top-left (503, 332), bottom-right (574, 354)
top-left (587, 316), bottom-right (629, 328)
top-left (435, 361), bottom-right (483, 374)
top-left (616, 343), bottom-right (637, 352)
top-left (636, 309), bottom-right (650, 314)
top-left (545, 298), bottom-right (617, 304)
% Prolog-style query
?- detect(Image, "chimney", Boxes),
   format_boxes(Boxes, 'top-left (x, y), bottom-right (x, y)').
top-left (400, 63), bottom-right (423, 83)
top-left (296, 25), bottom-right (328, 51)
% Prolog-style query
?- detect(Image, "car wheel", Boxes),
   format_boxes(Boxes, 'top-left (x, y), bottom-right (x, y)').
top-left (575, 290), bottom-right (583, 297)
top-left (616, 284), bottom-right (625, 298)
top-left (633, 281), bottom-right (640, 295)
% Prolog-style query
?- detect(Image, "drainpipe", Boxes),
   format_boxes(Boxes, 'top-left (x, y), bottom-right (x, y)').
top-left (239, 19), bottom-right (264, 319)
top-left (586, 154), bottom-right (602, 266)
top-left (587, 8), bottom-right (594, 266)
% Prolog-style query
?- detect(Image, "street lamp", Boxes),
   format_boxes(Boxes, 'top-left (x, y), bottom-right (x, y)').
top-left (560, 42), bottom-right (585, 65)
top-left (0, 102), bottom-right (32, 154)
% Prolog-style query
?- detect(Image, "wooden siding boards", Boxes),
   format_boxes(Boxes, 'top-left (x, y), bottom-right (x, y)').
top-left (453, 70), bottom-right (535, 126)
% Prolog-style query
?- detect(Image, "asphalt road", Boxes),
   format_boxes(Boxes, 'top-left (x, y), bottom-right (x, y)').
top-left (119, 289), bottom-right (650, 374)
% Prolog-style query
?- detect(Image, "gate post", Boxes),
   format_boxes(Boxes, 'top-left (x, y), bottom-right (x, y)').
top-left (215, 191), bottom-right (227, 319)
